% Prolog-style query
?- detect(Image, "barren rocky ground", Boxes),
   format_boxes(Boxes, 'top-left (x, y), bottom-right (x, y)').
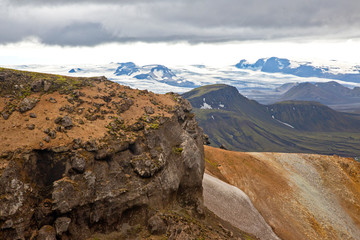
top-left (205, 145), bottom-right (360, 240)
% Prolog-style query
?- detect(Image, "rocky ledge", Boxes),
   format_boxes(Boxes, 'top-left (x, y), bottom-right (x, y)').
top-left (0, 68), bottom-right (209, 239)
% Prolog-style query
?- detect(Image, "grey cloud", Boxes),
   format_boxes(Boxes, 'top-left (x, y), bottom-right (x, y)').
top-left (1, 0), bottom-right (360, 46)
top-left (42, 23), bottom-right (117, 46)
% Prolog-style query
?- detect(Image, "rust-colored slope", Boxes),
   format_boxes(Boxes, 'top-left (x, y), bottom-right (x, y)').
top-left (205, 146), bottom-right (360, 240)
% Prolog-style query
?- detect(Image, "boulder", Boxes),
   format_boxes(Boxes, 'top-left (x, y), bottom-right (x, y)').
top-left (55, 116), bottom-right (73, 129)
top-left (37, 225), bottom-right (56, 240)
top-left (144, 106), bottom-right (154, 114)
top-left (19, 97), bottom-right (38, 113)
top-left (71, 155), bottom-right (86, 173)
top-left (54, 217), bottom-right (71, 235)
top-left (148, 215), bottom-right (167, 235)
top-left (43, 81), bottom-right (51, 92)
top-left (31, 80), bottom-right (43, 92)
top-left (27, 124), bottom-right (35, 130)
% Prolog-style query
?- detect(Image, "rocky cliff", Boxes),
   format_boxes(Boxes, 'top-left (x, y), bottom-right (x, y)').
top-left (0, 68), bottom-right (209, 239)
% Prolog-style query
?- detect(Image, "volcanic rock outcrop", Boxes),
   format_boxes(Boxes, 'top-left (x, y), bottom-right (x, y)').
top-left (0, 68), bottom-right (209, 239)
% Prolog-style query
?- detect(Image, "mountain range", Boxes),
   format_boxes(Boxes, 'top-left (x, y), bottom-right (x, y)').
top-left (183, 84), bottom-right (360, 157)
top-left (113, 62), bottom-right (198, 88)
top-left (236, 57), bottom-right (360, 83)
top-left (274, 81), bottom-right (360, 113)
top-left (5, 59), bottom-right (360, 113)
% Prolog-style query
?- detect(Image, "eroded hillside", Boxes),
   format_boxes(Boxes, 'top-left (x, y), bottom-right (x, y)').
top-left (205, 145), bottom-right (360, 240)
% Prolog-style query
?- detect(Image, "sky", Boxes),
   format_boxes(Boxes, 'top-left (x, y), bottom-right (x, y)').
top-left (1, 0), bottom-right (360, 66)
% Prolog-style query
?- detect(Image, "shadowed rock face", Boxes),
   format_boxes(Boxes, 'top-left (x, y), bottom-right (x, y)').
top-left (205, 145), bottom-right (360, 240)
top-left (0, 69), bottom-right (205, 240)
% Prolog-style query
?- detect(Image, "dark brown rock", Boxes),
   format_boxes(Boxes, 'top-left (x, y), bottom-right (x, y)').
top-left (144, 106), bottom-right (155, 114)
top-left (130, 121), bottom-right (144, 131)
top-left (48, 130), bottom-right (56, 139)
top-left (54, 116), bottom-right (73, 129)
top-left (116, 98), bottom-right (134, 113)
top-left (43, 81), bottom-right (52, 92)
top-left (29, 113), bottom-right (37, 118)
top-left (84, 139), bottom-right (98, 152)
top-left (31, 80), bottom-right (43, 92)
top-left (219, 144), bottom-right (228, 150)
top-left (148, 215), bottom-right (167, 235)
top-left (71, 155), bottom-right (86, 173)
top-left (54, 217), bottom-right (71, 235)
top-left (19, 97), bottom-right (38, 113)
top-left (130, 152), bottom-right (165, 178)
top-left (1, 219), bottom-right (13, 229)
top-left (27, 124), bottom-right (35, 130)
top-left (1, 112), bottom-right (9, 120)
top-left (203, 134), bottom-right (211, 145)
top-left (0, 73), bottom-right (5, 82)
top-left (37, 225), bottom-right (56, 240)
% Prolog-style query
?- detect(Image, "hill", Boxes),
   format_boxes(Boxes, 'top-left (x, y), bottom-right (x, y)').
top-left (279, 81), bottom-right (360, 105)
top-left (268, 101), bottom-right (360, 131)
top-left (0, 68), bottom-right (255, 240)
top-left (204, 145), bottom-right (360, 240)
top-left (183, 84), bottom-right (360, 156)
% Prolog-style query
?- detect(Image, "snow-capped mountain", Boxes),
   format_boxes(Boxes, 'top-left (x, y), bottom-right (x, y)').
top-left (3, 58), bottom-right (360, 105)
top-left (114, 62), bottom-right (139, 76)
top-left (114, 63), bottom-right (198, 88)
top-left (68, 68), bottom-right (82, 73)
top-left (236, 57), bottom-right (360, 83)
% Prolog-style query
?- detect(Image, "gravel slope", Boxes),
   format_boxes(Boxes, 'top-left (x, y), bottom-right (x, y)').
top-left (205, 146), bottom-right (360, 240)
top-left (203, 173), bottom-right (280, 240)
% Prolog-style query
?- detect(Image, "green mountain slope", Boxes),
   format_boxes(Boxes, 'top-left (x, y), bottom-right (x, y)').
top-left (280, 81), bottom-right (360, 105)
top-left (183, 84), bottom-right (360, 157)
top-left (268, 101), bottom-right (360, 131)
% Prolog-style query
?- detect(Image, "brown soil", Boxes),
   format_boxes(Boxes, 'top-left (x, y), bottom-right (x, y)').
top-left (205, 145), bottom-right (360, 240)
top-left (0, 77), bottom-right (175, 154)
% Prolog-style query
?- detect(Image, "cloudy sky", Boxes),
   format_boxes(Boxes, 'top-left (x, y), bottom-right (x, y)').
top-left (1, 0), bottom-right (360, 66)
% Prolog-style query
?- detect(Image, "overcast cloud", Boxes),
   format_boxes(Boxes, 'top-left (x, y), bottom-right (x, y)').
top-left (1, 0), bottom-right (360, 46)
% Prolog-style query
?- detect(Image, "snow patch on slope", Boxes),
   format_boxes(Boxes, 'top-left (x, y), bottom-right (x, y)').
top-left (203, 173), bottom-right (280, 240)
top-left (200, 98), bottom-right (213, 109)
top-left (272, 115), bottom-right (295, 129)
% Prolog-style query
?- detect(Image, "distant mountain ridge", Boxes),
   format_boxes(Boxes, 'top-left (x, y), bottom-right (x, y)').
top-left (279, 81), bottom-right (360, 105)
top-left (183, 84), bottom-right (360, 156)
top-left (114, 62), bottom-right (198, 88)
top-left (268, 101), bottom-right (360, 131)
top-left (236, 57), bottom-right (360, 83)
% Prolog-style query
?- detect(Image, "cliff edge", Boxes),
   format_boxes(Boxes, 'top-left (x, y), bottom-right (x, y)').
top-left (0, 68), bottom-right (210, 239)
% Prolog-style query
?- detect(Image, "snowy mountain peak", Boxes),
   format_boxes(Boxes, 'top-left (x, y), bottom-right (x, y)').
top-left (114, 62), bottom-right (139, 76)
